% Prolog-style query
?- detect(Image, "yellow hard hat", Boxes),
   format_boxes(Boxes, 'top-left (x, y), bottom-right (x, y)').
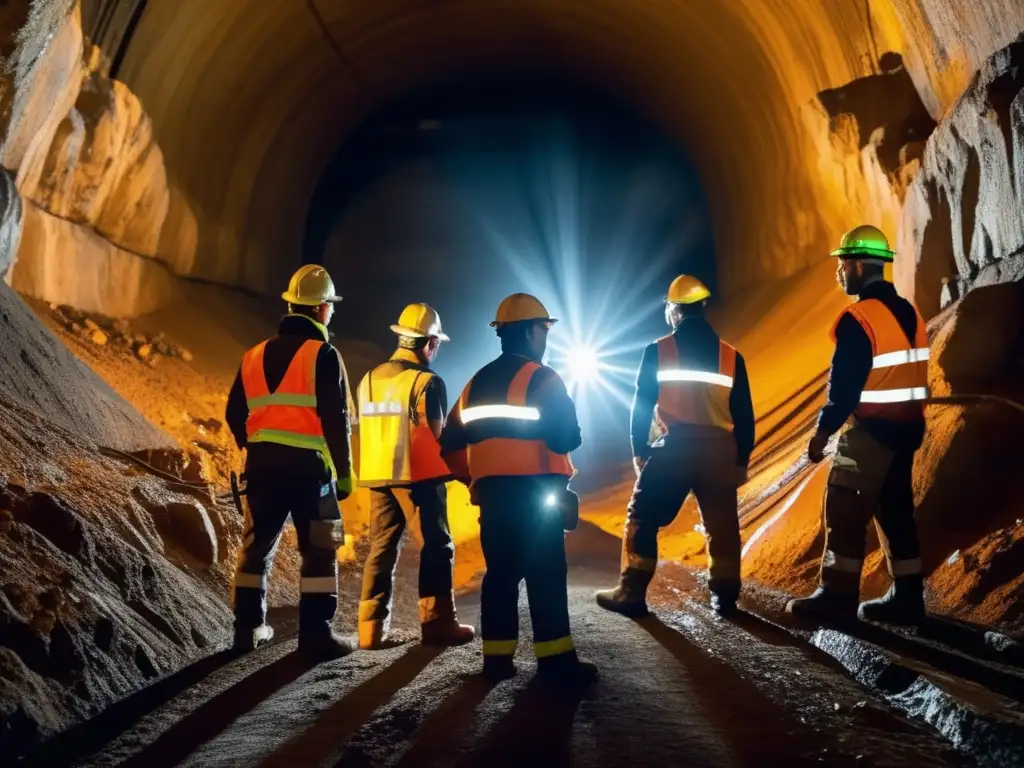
top-left (490, 293), bottom-right (557, 327)
top-left (666, 275), bottom-right (710, 305)
top-left (282, 264), bottom-right (342, 305)
top-left (390, 303), bottom-right (450, 341)
top-left (830, 224), bottom-right (896, 262)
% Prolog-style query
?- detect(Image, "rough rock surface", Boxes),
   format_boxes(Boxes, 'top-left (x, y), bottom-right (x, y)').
top-left (0, 279), bottom-right (169, 452)
top-left (0, 395), bottom-right (232, 758)
top-left (0, 165), bottom-right (21, 279)
top-left (897, 34), bottom-right (1024, 319)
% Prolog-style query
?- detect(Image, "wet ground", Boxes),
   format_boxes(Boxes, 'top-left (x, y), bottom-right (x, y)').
top-left (21, 521), bottom-right (1024, 768)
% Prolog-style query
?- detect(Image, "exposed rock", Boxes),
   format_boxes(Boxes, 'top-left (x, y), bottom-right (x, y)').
top-left (0, 166), bottom-right (23, 280)
top-left (897, 35), bottom-right (1024, 320)
top-left (135, 342), bottom-right (152, 360)
top-left (150, 500), bottom-right (218, 567)
top-left (0, 278), bottom-right (170, 451)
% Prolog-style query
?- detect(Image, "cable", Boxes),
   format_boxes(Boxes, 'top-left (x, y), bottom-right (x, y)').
top-left (924, 394), bottom-right (1024, 416)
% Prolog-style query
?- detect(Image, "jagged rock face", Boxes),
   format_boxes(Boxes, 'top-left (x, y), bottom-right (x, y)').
top-left (897, 35), bottom-right (1024, 320)
top-left (0, 166), bottom-right (21, 279)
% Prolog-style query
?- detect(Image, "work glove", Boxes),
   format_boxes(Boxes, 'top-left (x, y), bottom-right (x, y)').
top-left (807, 430), bottom-right (830, 464)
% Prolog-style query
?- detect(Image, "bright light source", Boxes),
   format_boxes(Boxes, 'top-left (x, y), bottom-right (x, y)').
top-left (565, 344), bottom-right (600, 381)
top-left (544, 493), bottom-right (558, 508)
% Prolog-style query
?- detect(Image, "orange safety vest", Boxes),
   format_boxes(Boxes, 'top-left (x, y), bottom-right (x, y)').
top-left (356, 361), bottom-right (450, 486)
top-left (446, 359), bottom-right (575, 484)
top-left (654, 334), bottom-right (737, 432)
top-left (240, 338), bottom-right (336, 478)
top-left (829, 298), bottom-right (929, 422)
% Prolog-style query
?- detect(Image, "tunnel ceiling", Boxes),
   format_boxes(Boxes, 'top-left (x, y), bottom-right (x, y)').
top-left (113, 0), bottom-right (1024, 300)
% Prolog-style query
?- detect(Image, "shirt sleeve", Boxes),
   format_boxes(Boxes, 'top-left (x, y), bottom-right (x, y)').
top-left (316, 345), bottom-right (354, 481)
top-left (530, 367), bottom-right (583, 455)
top-left (629, 343), bottom-right (659, 460)
top-left (817, 313), bottom-right (873, 436)
top-left (439, 389), bottom-right (470, 482)
top-left (225, 368), bottom-right (248, 450)
top-left (729, 353), bottom-right (756, 466)
top-left (421, 374), bottom-right (448, 439)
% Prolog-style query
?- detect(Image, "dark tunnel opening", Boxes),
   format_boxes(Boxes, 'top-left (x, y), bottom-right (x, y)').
top-left (304, 73), bottom-right (715, 474)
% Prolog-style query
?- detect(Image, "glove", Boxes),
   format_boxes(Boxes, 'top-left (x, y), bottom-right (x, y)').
top-left (808, 430), bottom-right (830, 464)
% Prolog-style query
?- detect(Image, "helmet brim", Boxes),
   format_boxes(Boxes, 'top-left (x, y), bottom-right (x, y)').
top-left (390, 323), bottom-right (449, 342)
top-left (489, 317), bottom-right (557, 328)
top-left (282, 291), bottom-right (343, 305)
top-left (830, 246), bottom-right (895, 262)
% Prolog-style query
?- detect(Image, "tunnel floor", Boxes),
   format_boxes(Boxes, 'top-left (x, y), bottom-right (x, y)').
top-left (27, 519), bottom-right (1022, 767)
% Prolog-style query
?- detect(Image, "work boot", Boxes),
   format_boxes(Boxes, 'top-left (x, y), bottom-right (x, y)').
top-left (786, 586), bottom-right (858, 622)
top-left (299, 629), bottom-right (354, 660)
top-left (858, 575), bottom-right (926, 625)
top-left (232, 623), bottom-right (274, 654)
top-left (482, 656), bottom-right (517, 682)
top-left (595, 569), bottom-right (652, 618)
top-left (358, 620), bottom-right (392, 650)
top-left (419, 595), bottom-right (475, 647)
top-left (537, 653), bottom-right (599, 690)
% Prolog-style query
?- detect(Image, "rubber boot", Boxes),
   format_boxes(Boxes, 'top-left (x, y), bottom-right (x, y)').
top-left (785, 586), bottom-right (858, 622)
top-left (536, 651), bottom-right (599, 690)
top-left (420, 595), bottom-right (475, 647)
top-left (858, 575), bottom-right (926, 625)
top-left (595, 568), bottom-right (652, 618)
top-left (299, 629), bottom-right (354, 660)
top-left (232, 623), bottom-right (274, 654)
top-left (482, 656), bottom-right (517, 682)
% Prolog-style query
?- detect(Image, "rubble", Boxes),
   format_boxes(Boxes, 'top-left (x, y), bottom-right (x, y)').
top-left (46, 304), bottom-right (193, 364)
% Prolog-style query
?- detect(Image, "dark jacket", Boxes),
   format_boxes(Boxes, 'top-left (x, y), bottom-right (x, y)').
top-left (631, 316), bottom-right (755, 466)
top-left (226, 314), bottom-right (353, 484)
top-left (440, 345), bottom-right (583, 469)
top-left (818, 279), bottom-right (926, 453)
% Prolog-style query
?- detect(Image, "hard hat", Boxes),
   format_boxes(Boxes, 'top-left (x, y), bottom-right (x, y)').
top-left (666, 275), bottom-right (711, 305)
top-left (390, 302), bottom-right (450, 341)
top-left (830, 225), bottom-right (896, 262)
top-left (281, 264), bottom-right (342, 305)
top-left (490, 293), bottom-right (557, 327)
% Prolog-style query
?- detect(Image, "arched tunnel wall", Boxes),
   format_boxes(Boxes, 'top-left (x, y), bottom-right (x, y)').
top-left (3, 1), bottom-right (1023, 315)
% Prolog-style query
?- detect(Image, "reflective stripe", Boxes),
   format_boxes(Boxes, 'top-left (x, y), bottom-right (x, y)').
top-left (889, 557), bottom-right (923, 577)
top-left (460, 404), bottom-right (541, 423)
top-left (656, 369), bottom-right (734, 387)
top-left (625, 553), bottom-right (658, 572)
top-left (361, 401), bottom-right (404, 416)
top-left (822, 550), bottom-right (862, 573)
top-left (300, 575), bottom-right (338, 594)
top-left (535, 635), bottom-right (575, 659)
top-left (482, 639), bottom-right (518, 656)
top-left (872, 348), bottom-right (930, 369)
top-left (860, 386), bottom-right (929, 404)
top-left (247, 392), bottom-right (318, 409)
top-left (234, 572), bottom-right (266, 590)
top-left (249, 429), bottom-right (328, 451)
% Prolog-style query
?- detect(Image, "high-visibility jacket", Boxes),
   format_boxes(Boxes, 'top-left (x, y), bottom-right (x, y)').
top-left (830, 298), bottom-right (929, 421)
top-left (445, 359), bottom-right (574, 484)
top-left (241, 338), bottom-right (336, 479)
top-left (654, 334), bottom-right (737, 432)
top-left (356, 361), bottom-right (450, 486)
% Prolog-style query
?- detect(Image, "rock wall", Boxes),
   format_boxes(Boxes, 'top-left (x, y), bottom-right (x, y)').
top-left (1, 1), bottom-right (192, 316)
top-left (896, 34), bottom-right (1024, 320)
top-left (0, 167), bottom-right (21, 278)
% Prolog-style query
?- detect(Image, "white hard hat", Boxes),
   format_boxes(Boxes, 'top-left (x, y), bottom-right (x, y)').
top-left (390, 303), bottom-right (450, 341)
top-left (490, 293), bottom-right (557, 328)
top-left (282, 265), bottom-right (342, 305)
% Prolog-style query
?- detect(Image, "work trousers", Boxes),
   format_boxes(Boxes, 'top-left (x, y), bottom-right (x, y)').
top-left (620, 437), bottom-right (742, 598)
top-left (819, 425), bottom-right (921, 594)
top-left (476, 476), bottom-right (577, 666)
top-left (359, 481), bottom-right (456, 628)
top-left (233, 477), bottom-right (343, 635)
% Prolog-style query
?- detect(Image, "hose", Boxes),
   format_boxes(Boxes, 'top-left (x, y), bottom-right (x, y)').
top-left (96, 446), bottom-right (218, 496)
top-left (924, 394), bottom-right (1024, 416)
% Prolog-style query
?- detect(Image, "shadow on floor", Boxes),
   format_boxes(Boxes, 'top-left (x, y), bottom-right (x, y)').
top-left (120, 650), bottom-right (316, 768)
top-left (636, 614), bottom-right (845, 766)
top-left (256, 645), bottom-right (444, 768)
top-left (20, 648), bottom-right (242, 767)
top-left (389, 674), bottom-right (499, 767)
top-left (450, 678), bottom-right (588, 768)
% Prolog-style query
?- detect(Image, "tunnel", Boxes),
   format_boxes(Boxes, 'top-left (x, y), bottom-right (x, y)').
top-left (2, 1), bottom-right (1024, 764)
